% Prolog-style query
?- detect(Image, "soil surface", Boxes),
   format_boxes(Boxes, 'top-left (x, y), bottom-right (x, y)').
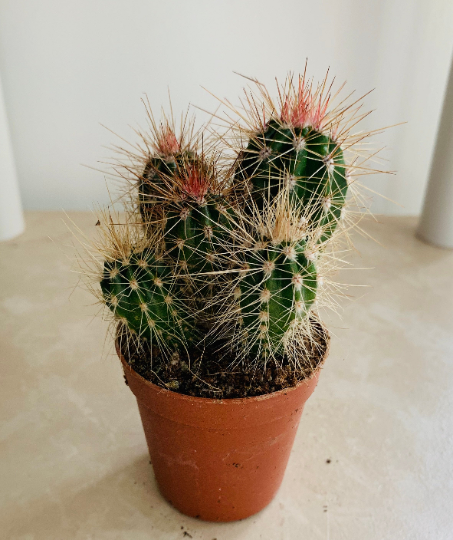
top-left (118, 321), bottom-right (328, 399)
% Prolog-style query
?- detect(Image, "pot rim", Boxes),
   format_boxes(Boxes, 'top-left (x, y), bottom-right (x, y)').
top-left (116, 327), bottom-right (330, 405)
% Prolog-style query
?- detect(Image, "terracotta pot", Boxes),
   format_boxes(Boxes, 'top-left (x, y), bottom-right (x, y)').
top-left (117, 340), bottom-right (328, 522)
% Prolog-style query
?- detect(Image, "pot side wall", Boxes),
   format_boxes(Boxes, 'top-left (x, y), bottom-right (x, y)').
top-left (120, 350), bottom-right (322, 522)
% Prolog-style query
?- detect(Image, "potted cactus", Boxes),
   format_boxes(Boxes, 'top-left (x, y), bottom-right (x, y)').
top-left (78, 70), bottom-right (382, 521)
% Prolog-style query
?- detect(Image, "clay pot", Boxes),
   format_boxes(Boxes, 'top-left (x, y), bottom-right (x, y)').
top-left (117, 340), bottom-right (328, 522)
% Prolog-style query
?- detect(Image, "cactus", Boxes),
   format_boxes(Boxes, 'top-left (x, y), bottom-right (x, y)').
top-left (219, 192), bottom-right (320, 360)
top-left (233, 78), bottom-right (348, 244)
top-left (80, 69), bottom-right (383, 370)
top-left (159, 158), bottom-right (236, 333)
top-left (96, 120), bottom-right (234, 356)
top-left (209, 72), bottom-right (370, 363)
top-left (100, 246), bottom-right (195, 350)
top-left (235, 239), bottom-right (317, 358)
top-left (138, 126), bottom-right (232, 277)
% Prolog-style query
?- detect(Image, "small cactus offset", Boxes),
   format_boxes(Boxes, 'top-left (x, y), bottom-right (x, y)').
top-left (234, 230), bottom-right (318, 358)
top-left (213, 190), bottom-right (321, 363)
top-left (79, 214), bottom-right (197, 354)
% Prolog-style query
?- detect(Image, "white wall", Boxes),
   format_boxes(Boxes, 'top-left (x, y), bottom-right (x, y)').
top-left (0, 0), bottom-right (452, 214)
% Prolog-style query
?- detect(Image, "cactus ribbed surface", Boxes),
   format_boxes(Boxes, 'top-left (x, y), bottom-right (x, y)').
top-left (138, 151), bottom-right (234, 342)
top-left (100, 248), bottom-right (195, 348)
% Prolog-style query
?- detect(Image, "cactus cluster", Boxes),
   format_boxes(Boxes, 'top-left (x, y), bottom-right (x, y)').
top-left (98, 123), bottom-right (232, 350)
top-left (88, 70), bottom-right (380, 367)
top-left (214, 75), bottom-right (354, 361)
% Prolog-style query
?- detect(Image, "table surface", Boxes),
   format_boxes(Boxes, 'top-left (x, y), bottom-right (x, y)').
top-left (1, 212), bottom-right (452, 540)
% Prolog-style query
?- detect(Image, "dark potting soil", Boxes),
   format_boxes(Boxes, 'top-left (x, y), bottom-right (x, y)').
top-left (118, 321), bottom-right (328, 399)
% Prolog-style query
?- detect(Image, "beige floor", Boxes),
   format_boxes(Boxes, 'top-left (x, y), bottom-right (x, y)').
top-left (0, 212), bottom-right (452, 540)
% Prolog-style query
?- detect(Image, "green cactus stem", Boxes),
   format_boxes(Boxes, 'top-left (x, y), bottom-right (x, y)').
top-left (100, 247), bottom-right (195, 350)
top-left (235, 119), bottom-right (347, 243)
top-left (164, 198), bottom-right (232, 275)
top-left (155, 156), bottom-right (232, 274)
top-left (234, 237), bottom-right (317, 358)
